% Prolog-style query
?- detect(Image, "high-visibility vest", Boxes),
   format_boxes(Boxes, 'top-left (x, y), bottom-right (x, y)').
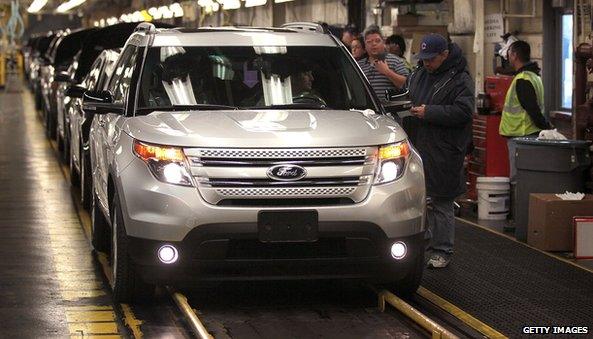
top-left (499, 70), bottom-right (545, 137)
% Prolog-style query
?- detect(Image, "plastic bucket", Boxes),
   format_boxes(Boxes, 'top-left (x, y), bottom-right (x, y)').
top-left (477, 177), bottom-right (510, 220)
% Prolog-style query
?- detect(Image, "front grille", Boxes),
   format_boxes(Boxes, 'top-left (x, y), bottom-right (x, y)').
top-left (185, 147), bottom-right (377, 205)
top-left (216, 187), bottom-right (357, 197)
top-left (192, 147), bottom-right (367, 159)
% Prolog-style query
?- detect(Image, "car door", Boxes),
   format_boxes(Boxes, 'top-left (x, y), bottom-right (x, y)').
top-left (72, 56), bottom-right (104, 172)
top-left (94, 45), bottom-right (140, 210)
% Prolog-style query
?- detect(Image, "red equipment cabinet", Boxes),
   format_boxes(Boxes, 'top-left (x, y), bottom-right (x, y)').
top-left (467, 75), bottom-right (514, 199)
top-left (485, 75), bottom-right (514, 113)
top-left (468, 115), bottom-right (511, 199)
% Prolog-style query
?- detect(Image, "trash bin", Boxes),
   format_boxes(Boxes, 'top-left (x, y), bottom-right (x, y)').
top-left (514, 138), bottom-right (592, 242)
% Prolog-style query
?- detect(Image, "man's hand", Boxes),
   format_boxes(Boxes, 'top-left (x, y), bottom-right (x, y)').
top-left (411, 105), bottom-right (426, 119)
top-left (373, 60), bottom-right (391, 76)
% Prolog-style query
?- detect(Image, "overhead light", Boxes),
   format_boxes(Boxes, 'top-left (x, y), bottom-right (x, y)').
top-left (99, 18), bottom-right (105, 27)
top-left (211, 2), bottom-right (220, 11)
top-left (27, 0), bottom-right (48, 13)
top-left (170, 2), bottom-right (184, 17)
top-left (107, 17), bottom-right (118, 25)
top-left (274, 0), bottom-right (294, 3)
top-left (245, 0), bottom-right (266, 7)
top-left (198, 0), bottom-right (213, 6)
top-left (56, 0), bottom-right (86, 13)
top-left (93, 21), bottom-right (99, 27)
top-left (222, 0), bottom-right (241, 10)
top-left (148, 7), bottom-right (161, 19)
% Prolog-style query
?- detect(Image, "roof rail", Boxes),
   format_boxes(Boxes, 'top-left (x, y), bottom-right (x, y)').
top-left (135, 22), bottom-right (156, 33)
top-left (281, 22), bottom-right (328, 34)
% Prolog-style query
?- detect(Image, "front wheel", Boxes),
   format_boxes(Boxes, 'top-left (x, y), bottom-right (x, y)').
top-left (90, 182), bottom-right (109, 253)
top-left (110, 191), bottom-right (155, 303)
top-left (80, 151), bottom-right (92, 210)
top-left (389, 252), bottom-right (425, 297)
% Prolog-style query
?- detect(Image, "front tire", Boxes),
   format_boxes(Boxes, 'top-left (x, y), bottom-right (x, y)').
top-left (390, 252), bottom-right (425, 297)
top-left (91, 182), bottom-right (109, 253)
top-left (80, 151), bottom-right (92, 210)
top-left (110, 191), bottom-right (154, 303)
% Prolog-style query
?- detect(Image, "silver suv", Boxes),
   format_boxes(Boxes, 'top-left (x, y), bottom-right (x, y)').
top-left (85, 23), bottom-right (426, 302)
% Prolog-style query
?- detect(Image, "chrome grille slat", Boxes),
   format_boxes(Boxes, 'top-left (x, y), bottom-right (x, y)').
top-left (190, 157), bottom-right (367, 167)
top-left (203, 177), bottom-right (362, 187)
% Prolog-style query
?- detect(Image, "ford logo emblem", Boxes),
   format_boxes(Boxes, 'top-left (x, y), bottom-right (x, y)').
top-left (267, 164), bottom-right (307, 181)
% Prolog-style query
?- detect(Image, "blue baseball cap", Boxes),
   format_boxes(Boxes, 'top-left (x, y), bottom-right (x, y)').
top-left (416, 34), bottom-right (448, 60)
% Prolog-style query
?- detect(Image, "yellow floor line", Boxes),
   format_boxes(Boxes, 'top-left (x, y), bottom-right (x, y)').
top-left (417, 287), bottom-right (507, 339)
top-left (457, 217), bottom-right (593, 274)
top-left (31, 102), bottom-right (124, 338)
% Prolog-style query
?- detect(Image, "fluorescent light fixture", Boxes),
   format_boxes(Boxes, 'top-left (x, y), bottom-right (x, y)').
top-left (222, 0), bottom-right (241, 10)
top-left (211, 2), bottom-right (220, 11)
top-left (99, 18), bottom-right (105, 27)
top-left (245, 0), bottom-right (266, 7)
top-left (93, 21), bottom-right (99, 27)
top-left (27, 0), bottom-right (48, 13)
top-left (148, 7), bottom-right (161, 19)
top-left (107, 17), bottom-right (118, 25)
top-left (274, 0), bottom-right (294, 3)
top-left (56, 0), bottom-right (86, 13)
top-left (170, 3), bottom-right (184, 17)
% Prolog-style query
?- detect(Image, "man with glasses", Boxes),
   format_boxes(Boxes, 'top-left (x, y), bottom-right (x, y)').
top-left (357, 26), bottom-right (409, 100)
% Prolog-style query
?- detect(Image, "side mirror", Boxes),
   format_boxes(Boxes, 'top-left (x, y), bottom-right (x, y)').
top-left (65, 85), bottom-right (86, 98)
top-left (54, 71), bottom-right (71, 83)
top-left (82, 90), bottom-right (116, 115)
top-left (385, 89), bottom-right (410, 102)
top-left (383, 100), bottom-right (413, 114)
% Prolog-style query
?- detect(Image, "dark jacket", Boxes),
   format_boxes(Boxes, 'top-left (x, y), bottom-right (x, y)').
top-left (515, 62), bottom-right (551, 131)
top-left (404, 43), bottom-right (474, 198)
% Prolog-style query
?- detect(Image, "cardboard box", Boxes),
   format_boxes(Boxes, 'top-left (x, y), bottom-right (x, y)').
top-left (528, 194), bottom-right (593, 251)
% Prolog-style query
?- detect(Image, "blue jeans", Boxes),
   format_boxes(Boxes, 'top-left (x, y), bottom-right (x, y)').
top-left (426, 196), bottom-right (455, 255)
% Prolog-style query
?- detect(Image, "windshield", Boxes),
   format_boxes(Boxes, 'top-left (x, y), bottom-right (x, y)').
top-left (137, 46), bottom-right (374, 112)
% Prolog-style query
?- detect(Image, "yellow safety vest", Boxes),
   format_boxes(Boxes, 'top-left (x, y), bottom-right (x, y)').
top-left (499, 70), bottom-right (545, 137)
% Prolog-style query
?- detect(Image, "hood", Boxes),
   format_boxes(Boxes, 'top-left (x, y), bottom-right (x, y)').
top-left (517, 61), bottom-right (541, 76)
top-left (433, 43), bottom-right (467, 75)
top-left (123, 109), bottom-right (406, 148)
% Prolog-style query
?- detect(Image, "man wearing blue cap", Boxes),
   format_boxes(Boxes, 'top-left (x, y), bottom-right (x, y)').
top-left (405, 33), bottom-right (474, 268)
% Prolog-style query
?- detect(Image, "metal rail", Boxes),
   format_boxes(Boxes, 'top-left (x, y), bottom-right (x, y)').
top-left (169, 288), bottom-right (214, 339)
top-left (374, 288), bottom-right (459, 339)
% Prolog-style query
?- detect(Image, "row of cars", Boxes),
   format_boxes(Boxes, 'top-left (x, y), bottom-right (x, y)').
top-left (24, 22), bottom-right (426, 303)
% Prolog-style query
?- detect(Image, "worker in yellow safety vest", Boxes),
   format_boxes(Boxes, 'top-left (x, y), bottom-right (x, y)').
top-left (499, 40), bottom-right (551, 180)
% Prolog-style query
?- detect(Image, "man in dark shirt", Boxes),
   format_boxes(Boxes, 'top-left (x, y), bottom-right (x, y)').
top-left (499, 40), bottom-right (551, 180)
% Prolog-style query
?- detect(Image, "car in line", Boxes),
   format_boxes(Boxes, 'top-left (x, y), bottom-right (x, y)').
top-left (83, 23), bottom-right (426, 302)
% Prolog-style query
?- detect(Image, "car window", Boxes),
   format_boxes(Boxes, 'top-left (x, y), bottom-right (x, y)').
top-left (82, 57), bottom-right (103, 91)
top-left (136, 46), bottom-right (375, 112)
top-left (107, 45), bottom-right (139, 106)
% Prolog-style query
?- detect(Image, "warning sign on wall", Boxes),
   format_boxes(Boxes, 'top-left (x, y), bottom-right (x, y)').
top-left (485, 14), bottom-right (504, 43)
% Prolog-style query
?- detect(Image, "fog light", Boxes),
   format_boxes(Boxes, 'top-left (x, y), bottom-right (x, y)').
top-left (158, 244), bottom-right (179, 264)
top-left (390, 241), bottom-right (407, 260)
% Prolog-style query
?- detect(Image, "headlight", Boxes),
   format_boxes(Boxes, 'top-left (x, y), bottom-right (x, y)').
top-left (133, 140), bottom-right (194, 186)
top-left (374, 141), bottom-right (410, 185)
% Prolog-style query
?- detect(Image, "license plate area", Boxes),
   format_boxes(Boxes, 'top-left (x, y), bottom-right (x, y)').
top-left (258, 210), bottom-right (318, 243)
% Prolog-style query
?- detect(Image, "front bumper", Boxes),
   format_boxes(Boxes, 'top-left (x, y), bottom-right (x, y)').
top-left (128, 229), bottom-right (425, 284)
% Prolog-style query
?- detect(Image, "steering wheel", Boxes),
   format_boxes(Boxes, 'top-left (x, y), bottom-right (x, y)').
top-left (292, 93), bottom-right (327, 106)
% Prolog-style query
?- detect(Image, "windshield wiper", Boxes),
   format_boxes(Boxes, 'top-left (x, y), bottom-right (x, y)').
top-left (137, 104), bottom-right (239, 112)
top-left (247, 103), bottom-right (328, 110)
